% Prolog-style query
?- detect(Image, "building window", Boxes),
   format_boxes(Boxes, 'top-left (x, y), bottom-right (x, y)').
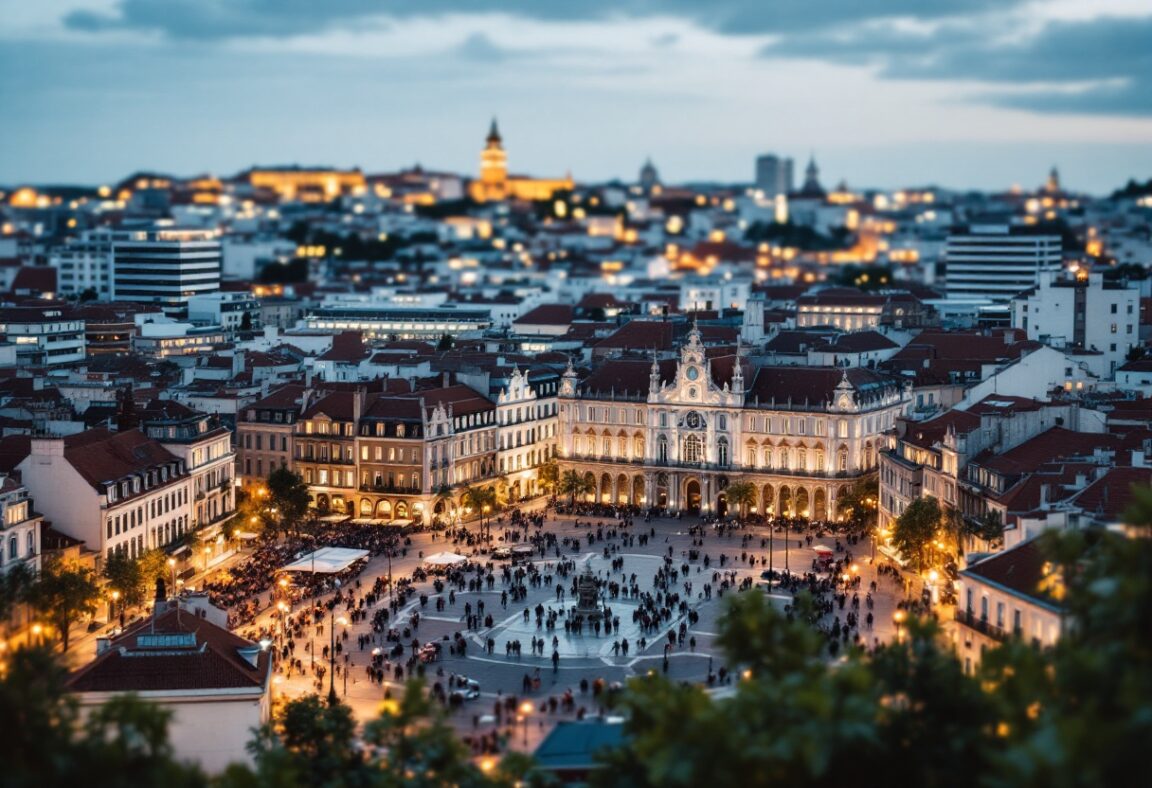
top-left (717, 438), bottom-right (729, 466)
top-left (684, 435), bottom-right (702, 464)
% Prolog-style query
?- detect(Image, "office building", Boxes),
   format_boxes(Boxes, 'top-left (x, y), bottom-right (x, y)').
top-left (112, 229), bottom-right (221, 317)
top-left (755, 154), bottom-right (793, 198)
top-left (944, 225), bottom-right (1063, 305)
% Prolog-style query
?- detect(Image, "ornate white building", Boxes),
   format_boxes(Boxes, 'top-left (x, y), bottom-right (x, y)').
top-left (557, 328), bottom-right (910, 517)
top-left (496, 367), bottom-right (559, 501)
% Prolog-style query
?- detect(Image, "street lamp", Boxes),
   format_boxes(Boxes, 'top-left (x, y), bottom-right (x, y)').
top-left (328, 611), bottom-right (348, 706)
top-left (167, 557), bottom-right (177, 592)
top-left (31, 623), bottom-right (43, 646)
top-left (518, 700), bottom-right (533, 748)
top-left (893, 610), bottom-right (907, 643)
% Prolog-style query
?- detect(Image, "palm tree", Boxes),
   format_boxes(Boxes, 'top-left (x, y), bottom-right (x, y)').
top-left (459, 485), bottom-right (497, 543)
top-left (558, 470), bottom-right (593, 508)
top-left (724, 481), bottom-right (757, 520)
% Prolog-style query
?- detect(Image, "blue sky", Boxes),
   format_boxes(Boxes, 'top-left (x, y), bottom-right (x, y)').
top-left (2, 0), bottom-right (1150, 193)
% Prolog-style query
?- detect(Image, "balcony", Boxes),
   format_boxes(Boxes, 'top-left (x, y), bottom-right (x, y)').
top-left (954, 609), bottom-right (1016, 642)
top-left (574, 454), bottom-right (855, 478)
top-left (359, 484), bottom-right (422, 494)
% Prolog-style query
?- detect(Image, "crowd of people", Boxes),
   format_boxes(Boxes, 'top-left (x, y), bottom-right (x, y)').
top-left (205, 500), bottom-right (917, 758)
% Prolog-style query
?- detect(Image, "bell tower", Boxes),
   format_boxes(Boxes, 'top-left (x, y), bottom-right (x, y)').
top-left (479, 117), bottom-right (508, 199)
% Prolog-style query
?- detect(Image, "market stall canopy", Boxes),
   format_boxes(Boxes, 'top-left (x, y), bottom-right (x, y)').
top-left (282, 547), bottom-right (370, 574)
top-left (423, 551), bottom-right (468, 567)
top-left (813, 545), bottom-right (835, 554)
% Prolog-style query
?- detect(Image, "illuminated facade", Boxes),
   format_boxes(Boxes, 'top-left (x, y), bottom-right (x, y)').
top-left (243, 167), bottom-right (366, 202)
top-left (468, 119), bottom-right (574, 203)
top-left (557, 328), bottom-right (909, 517)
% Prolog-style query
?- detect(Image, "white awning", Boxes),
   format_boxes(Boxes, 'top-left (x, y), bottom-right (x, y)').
top-left (282, 547), bottom-right (370, 574)
top-left (423, 551), bottom-right (468, 567)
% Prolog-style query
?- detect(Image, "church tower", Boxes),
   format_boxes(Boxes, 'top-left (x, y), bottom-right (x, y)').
top-left (478, 117), bottom-right (509, 199)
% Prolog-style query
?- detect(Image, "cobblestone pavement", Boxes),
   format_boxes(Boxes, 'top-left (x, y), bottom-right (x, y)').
top-left (239, 506), bottom-right (912, 754)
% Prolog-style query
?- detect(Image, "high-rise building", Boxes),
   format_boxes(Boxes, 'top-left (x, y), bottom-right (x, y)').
top-left (755, 154), bottom-right (793, 198)
top-left (945, 225), bottom-right (1063, 306)
top-left (112, 229), bottom-right (221, 317)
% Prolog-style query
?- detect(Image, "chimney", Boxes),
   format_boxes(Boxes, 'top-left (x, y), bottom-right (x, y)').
top-left (153, 576), bottom-right (167, 613)
top-left (31, 435), bottom-right (65, 458)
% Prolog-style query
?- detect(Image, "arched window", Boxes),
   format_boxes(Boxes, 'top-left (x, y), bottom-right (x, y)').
top-left (602, 437), bottom-right (611, 456)
top-left (717, 437), bottom-right (729, 467)
top-left (718, 414), bottom-right (727, 431)
top-left (7, 535), bottom-right (16, 559)
top-left (633, 436), bottom-right (645, 458)
top-left (658, 434), bottom-right (669, 463)
top-left (684, 435), bottom-right (702, 464)
top-left (838, 419), bottom-right (849, 438)
top-left (746, 446), bottom-right (757, 467)
top-left (839, 449), bottom-right (849, 472)
top-left (797, 448), bottom-right (807, 471)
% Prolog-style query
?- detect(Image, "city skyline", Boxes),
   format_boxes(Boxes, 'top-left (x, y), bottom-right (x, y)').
top-left (2, 0), bottom-right (1151, 193)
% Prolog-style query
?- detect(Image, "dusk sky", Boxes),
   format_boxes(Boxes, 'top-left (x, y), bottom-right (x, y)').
top-left (3, 0), bottom-right (1150, 193)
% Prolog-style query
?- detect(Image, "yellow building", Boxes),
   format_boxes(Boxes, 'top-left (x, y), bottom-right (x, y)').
top-left (244, 167), bottom-right (366, 202)
top-left (469, 119), bottom-right (573, 203)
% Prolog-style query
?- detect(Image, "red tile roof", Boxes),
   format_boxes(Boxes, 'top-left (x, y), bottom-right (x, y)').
top-left (962, 538), bottom-right (1059, 608)
top-left (594, 321), bottom-right (675, 351)
top-left (1069, 466), bottom-right (1152, 522)
top-left (317, 331), bottom-right (368, 362)
top-left (582, 359), bottom-right (676, 398)
top-left (514, 304), bottom-right (575, 326)
top-left (61, 428), bottom-right (181, 491)
top-left (67, 607), bottom-right (271, 693)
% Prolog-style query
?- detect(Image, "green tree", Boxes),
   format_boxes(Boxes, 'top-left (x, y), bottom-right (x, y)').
top-left (835, 476), bottom-right (878, 534)
top-left (244, 694), bottom-right (368, 787)
top-left (722, 480), bottom-right (757, 519)
top-left (102, 552), bottom-right (145, 610)
top-left (0, 561), bottom-right (35, 636)
top-left (437, 333), bottom-right (454, 351)
top-left (537, 459), bottom-right (560, 495)
top-left (237, 686), bottom-right (528, 787)
top-left (239, 311), bottom-right (253, 332)
top-left (0, 645), bottom-right (206, 787)
top-left (266, 466), bottom-right (312, 538)
top-left (28, 559), bottom-right (101, 652)
top-left (892, 496), bottom-right (941, 572)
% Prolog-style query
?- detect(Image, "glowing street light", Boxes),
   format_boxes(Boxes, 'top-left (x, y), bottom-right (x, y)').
top-left (893, 610), bottom-right (907, 642)
top-left (518, 700), bottom-right (534, 748)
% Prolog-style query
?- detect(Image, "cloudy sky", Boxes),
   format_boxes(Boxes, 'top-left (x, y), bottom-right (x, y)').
top-left (2, 0), bottom-right (1150, 193)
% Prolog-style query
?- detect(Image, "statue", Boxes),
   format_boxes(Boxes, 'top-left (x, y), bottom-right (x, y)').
top-left (574, 568), bottom-right (603, 622)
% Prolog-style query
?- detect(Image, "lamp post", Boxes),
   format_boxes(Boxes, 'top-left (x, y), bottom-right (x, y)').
top-left (518, 700), bottom-right (533, 748)
top-left (328, 611), bottom-right (348, 706)
top-left (167, 557), bottom-right (177, 593)
top-left (893, 609), bottom-right (906, 643)
top-left (31, 623), bottom-right (43, 647)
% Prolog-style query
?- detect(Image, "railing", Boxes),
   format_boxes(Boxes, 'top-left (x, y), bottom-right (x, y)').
top-left (359, 484), bottom-right (422, 494)
top-left (570, 455), bottom-right (856, 478)
top-left (954, 609), bottom-right (1016, 642)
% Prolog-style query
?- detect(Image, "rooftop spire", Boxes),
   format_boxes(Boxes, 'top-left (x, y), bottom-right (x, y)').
top-left (487, 117), bottom-right (502, 145)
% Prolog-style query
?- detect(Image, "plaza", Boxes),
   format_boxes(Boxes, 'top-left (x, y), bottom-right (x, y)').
top-left (231, 504), bottom-right (914, 754)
